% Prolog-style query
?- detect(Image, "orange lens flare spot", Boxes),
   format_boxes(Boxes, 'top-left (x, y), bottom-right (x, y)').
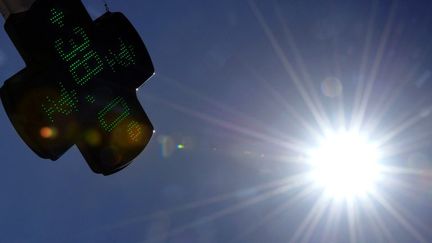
top-left (40, 127), bottom-right (58, 139)
top-left (127, 120), bottom-right (144, 143)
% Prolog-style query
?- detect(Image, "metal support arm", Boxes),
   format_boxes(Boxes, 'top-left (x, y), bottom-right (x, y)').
top-left (0, 0), bottom-right (36, 19)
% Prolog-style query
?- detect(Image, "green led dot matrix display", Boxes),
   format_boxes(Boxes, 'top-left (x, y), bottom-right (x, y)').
top-left (0, 0), bottom-right (155, 175)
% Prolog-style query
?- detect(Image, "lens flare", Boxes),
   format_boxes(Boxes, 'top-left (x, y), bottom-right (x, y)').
top-left (308, 131), bottom-right (382, 199)
top-left (40, 126), bottom-right (58, 139)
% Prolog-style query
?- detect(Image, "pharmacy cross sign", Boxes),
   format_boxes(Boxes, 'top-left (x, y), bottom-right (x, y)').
top-left (0, 0), bottom-right (155, 175)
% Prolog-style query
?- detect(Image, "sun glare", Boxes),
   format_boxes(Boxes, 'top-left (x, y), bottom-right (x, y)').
top-left (308, 131), bottom-right (382, 199)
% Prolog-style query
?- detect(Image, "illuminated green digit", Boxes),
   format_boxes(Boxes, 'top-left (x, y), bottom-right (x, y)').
top-left (98, 97), bottom-right (131, 132)
top-left (55, 27), bottom-right (104, 86)
top-left (127, 120), bottom-right (143, 142)
top-left (50, 8), bottom-right (65, 28)
top-left (42, 82), bottom-right (79, 123)
top-left (69, 49), bottom-right (104, 86)
top-left (54, 27), bottom-right (90, 62)
top-left (105, 38), bottom-right (137, 72)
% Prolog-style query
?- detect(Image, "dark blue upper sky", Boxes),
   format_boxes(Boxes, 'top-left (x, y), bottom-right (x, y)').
top-left (1, 0), bottom-right (432, 242)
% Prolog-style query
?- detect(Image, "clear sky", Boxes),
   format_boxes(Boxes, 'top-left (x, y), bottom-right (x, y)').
top-left (1, 0), bottom-right (432, 242)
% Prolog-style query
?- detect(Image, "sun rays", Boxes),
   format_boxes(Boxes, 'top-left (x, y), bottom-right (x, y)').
top-left (245, 1), bottom-right (430, 241)
top-left (89, 1), bottom-right (432, 242)
top-left (307, 131), bottom-right (382, 199)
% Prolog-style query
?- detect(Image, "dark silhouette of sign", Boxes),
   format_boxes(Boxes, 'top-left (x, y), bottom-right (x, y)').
top-left (1, 0), bottom-right (155, 175)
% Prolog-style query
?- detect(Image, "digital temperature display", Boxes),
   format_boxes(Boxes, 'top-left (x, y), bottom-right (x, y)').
top-left (0, 0), bottom-right (155, 175)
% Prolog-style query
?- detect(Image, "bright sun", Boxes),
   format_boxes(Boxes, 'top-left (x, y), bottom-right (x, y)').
top-left (308, 131), bottom-right (382, 199)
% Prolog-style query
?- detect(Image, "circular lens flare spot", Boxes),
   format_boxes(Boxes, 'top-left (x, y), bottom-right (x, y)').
top-left (308, 131), bottom-right (382, 199)
top-left (84, 130), bottom-right (102, 146)
top-left (40, 127), bottom-right (58, 139)
top-left (321, 77), bottom-right (343, 98)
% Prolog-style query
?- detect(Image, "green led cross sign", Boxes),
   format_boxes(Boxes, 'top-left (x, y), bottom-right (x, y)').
top-left (0, 0), bottom-right (155, 175)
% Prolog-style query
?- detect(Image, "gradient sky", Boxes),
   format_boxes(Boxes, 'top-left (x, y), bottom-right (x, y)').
top-left (1, 0), bottom-right (432, 242)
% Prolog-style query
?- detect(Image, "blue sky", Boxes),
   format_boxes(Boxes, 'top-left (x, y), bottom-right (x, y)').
top-left (1, 0), bottom-right (432, 242)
